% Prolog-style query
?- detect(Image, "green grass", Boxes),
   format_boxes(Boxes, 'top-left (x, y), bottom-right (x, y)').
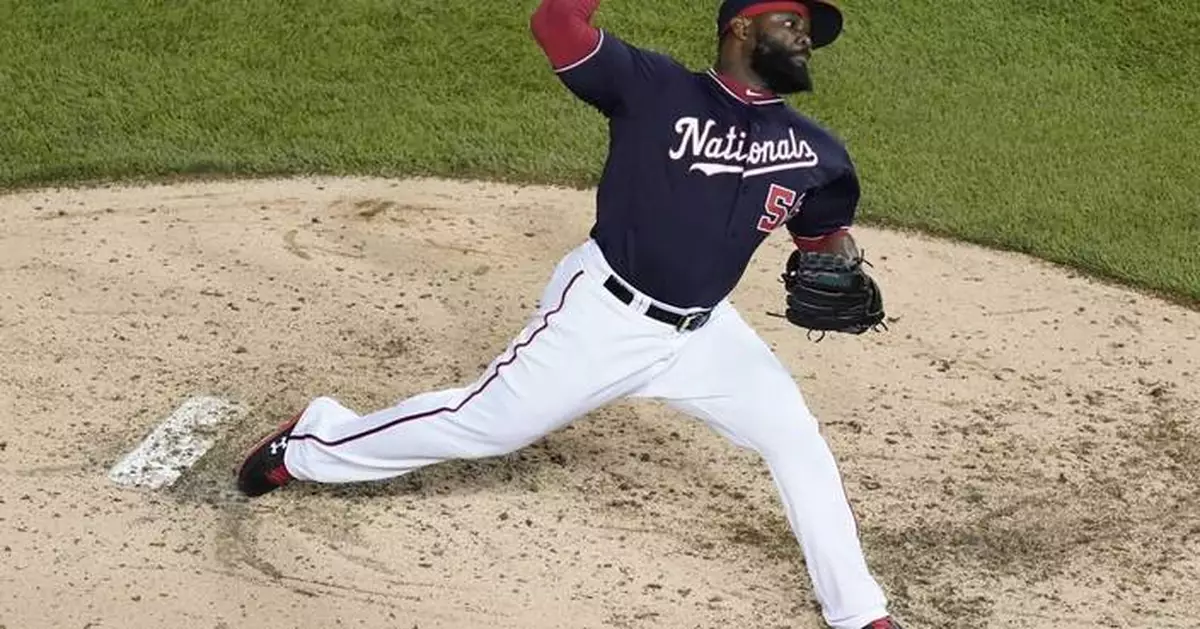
top-left (1, 0), bottom-right (1197, 303)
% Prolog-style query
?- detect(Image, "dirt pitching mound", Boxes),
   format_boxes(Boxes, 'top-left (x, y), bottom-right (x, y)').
top-left (0, 176), bottom-right (1197, 629)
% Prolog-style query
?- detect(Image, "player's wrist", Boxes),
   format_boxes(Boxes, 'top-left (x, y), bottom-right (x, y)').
top-left (792, 228), bottom-right (857, 257)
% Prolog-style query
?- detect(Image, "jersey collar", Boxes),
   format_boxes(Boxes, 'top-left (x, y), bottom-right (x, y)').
top-left (705, 69), bottom-right (784, 106)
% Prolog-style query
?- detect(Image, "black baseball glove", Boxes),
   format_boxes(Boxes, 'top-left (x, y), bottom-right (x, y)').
top-left (780, 249), bottom-right (887, 338)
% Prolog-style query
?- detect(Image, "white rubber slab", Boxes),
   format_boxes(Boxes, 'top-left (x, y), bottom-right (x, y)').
top-left (108, 395), bottom-right (248, 490)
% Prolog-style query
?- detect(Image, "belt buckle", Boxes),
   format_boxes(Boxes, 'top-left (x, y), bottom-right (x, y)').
top-left (676, 310), bottom-right (710, 332)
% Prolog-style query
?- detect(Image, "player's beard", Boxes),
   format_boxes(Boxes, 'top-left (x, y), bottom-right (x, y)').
top-left (749, 36), bottom-right (813, 94)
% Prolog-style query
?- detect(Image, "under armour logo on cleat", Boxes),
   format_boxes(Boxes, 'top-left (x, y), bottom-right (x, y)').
top-left (269, 436), bottom-right (288, 455)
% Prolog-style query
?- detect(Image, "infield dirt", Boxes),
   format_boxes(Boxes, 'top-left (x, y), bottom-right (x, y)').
top-left (1, 177), bottom-right (1197, 628)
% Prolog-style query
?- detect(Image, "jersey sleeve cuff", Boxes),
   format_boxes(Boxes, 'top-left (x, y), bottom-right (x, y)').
top-left (554, 30), bottom-right (605, 73)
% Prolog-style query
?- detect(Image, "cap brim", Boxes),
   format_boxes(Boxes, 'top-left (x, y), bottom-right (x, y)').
top-left (805, 0), bottom-right (843, 48)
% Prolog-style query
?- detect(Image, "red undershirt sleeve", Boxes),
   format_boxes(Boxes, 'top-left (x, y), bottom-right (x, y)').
top-left (529, 0), bottom-right (602, 70)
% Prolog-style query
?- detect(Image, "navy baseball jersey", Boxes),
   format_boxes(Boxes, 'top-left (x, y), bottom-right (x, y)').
top-left (535, 8), bottom-right (860, 309)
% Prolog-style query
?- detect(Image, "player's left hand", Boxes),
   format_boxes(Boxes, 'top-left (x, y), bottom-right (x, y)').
top-left (779, 248), bottom-right (886, 339)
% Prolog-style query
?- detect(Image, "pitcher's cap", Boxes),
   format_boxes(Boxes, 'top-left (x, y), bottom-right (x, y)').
top-left (717, 0), bottom-right (844, 48)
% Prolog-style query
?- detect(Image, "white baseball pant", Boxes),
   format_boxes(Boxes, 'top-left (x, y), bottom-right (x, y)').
top-left (283, 238), bottom-right (889, 629)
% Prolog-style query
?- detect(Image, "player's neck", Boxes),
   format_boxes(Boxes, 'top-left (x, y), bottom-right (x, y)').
top-left (713, 57), bottom-right (771, 95)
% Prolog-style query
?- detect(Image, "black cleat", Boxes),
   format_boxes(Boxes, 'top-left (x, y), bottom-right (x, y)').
top-left (235, 413), bottom-right (301, 497)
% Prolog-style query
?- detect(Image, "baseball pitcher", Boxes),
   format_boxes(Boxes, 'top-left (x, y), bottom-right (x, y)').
top-left (237, 1), bottom-right (898, 627)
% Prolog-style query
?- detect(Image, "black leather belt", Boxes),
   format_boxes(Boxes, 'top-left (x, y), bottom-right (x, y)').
top-left (603, 275), bottom-right (712, 332)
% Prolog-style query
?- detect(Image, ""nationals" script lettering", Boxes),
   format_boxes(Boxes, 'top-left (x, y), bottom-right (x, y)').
top-left (666, 116), bottom-right (819, 177)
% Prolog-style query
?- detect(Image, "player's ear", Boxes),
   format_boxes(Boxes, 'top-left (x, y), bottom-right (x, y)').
top-left (728, 15), bottom-right (753, 41)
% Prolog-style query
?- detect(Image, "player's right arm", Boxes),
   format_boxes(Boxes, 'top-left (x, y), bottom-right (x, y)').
top-left (530, 0), bottom-right (674, 117)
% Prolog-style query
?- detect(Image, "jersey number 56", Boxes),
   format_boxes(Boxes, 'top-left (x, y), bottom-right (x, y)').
top-left (757, 184), bottom-right (804, 233)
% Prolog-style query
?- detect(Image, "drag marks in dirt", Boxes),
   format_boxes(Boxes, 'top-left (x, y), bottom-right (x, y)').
top-left (209, 503), bottom-right (433, 609)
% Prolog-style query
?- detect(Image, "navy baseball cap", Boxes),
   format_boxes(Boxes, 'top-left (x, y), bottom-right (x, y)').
top-left (717, 0), bottom-right (844, 48)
